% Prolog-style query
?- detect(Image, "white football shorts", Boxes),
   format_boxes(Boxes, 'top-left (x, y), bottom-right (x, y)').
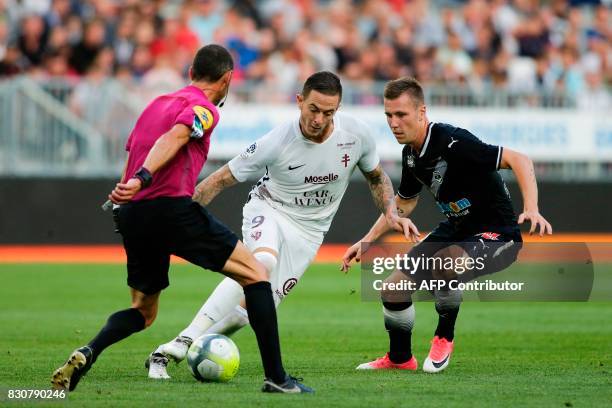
top-left (242, 197), bottom-right (322, 305)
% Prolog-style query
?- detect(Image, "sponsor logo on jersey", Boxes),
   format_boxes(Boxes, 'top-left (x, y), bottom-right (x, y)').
top-left (282, 278), bottom-right (298, 295)
top-left (476, 232), bottom-right (501, 241)
top-left (251, 230), bottom-right (262, 241)
top-left (447, 137), bottom-right (458, 148)
top-left (193, 105), bottom-right (214, 130)
top-left (304, 173), bottom-right (339, 184)
top-left (437, 198), bottom-right (471, 217)
top-left (405, 155), bottom-right (415, 168)
top-left (240, 142), bottom-right (257, 159)
top-left (294, 189), bottom-right (336, 206)
top-left (288, 164), bottom-right (306, 170)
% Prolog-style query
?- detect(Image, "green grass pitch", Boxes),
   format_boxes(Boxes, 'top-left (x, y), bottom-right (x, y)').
top-left (0, 263), bottom-right (610, 407)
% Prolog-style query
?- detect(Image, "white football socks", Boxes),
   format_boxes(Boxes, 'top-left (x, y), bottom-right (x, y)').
top-left (179, 277), bottom-right (245, 340)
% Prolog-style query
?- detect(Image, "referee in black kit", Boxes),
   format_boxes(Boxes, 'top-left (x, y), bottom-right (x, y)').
top-left (52, 44), bottom-right (312, 394)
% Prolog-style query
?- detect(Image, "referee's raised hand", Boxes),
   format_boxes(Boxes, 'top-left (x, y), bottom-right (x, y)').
top-left (109, 178), bottom-right (142, 205)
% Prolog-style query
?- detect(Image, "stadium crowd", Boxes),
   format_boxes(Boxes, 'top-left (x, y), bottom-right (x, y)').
top-left (0, 0), bottom-right (609, 107)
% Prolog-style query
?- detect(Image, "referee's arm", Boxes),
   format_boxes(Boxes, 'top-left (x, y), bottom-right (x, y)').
top-left (109, 124), bottom-right (191, 204)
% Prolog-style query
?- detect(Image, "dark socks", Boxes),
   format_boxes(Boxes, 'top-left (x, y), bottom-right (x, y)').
top-left (434, 305), bottom-right (459, 341)
top-left (388, 330), bottom-right (412, 364)
top-left (243, 281), bottom-right (286, 383)
top-left (88, 308), bottom-right (146, 359)
top-left (383, 301), bottom-right (413, 364)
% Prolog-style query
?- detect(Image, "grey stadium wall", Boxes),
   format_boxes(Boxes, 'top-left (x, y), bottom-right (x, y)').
top-left (0, 178), bottom-right (610, 244)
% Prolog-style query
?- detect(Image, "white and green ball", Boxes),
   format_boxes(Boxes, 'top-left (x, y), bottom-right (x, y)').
top-left (187, 334), bottom-right (240, 382)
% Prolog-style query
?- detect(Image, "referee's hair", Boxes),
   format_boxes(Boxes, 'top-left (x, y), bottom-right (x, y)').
top-left (191, 44), bottom-right (234, 82)
top-left (301, 71), bottom-right (342, 100)
top-left (384, 77), bottom-right (425, 106)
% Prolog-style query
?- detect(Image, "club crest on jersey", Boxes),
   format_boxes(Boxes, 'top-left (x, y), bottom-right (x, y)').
top-left (240, 142), bottom-right (257, 159)
top-left (477, 232), bottom-right (501, 241)
top-left (251, 230), bottom-right (262, 241)
top-left (341, 154), bottom-right (350, 167)
top-left (405, 155), bottom-right (415, 168)
top-left (283, 278), bottom-right (298, 295)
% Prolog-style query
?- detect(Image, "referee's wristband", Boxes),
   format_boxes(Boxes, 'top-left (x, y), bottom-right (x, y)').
top-left (134, 167), bottom-right (153, 189)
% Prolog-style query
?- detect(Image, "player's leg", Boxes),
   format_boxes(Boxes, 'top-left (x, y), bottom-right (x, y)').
top-left (147, 202), bottom-right (281, 378)
top-left (186, 220), bottom-right (320, 339)
top-left (357, 224), bottom-right (453, 371)
top-left (171, 203), bottom-right (311, 392)
top-left (222, 241), bottom-right (312, 392)
top-left (203, 249), bottom-right (278, 336)
top-left (423, 244), bottom-right (463, 373)
top-left (148, 249), bottom-right (278, 378)
top-left (422, 228), bottom-right (522, 373)
top-left (52, 288), bottom-right (160, 390)
top-left (52, 203), bottom-right (170, 391)
top-left (357, 268), bottom-right (418, 370)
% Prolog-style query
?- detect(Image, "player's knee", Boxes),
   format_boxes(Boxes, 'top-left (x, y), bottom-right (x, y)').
top-left (434, 289), bottom-right (462, 310)
top-left (235, 261), bottom-right (267, 286)
top-left (132, 300), bottom-right (158, 328)
top-left (253, 251), bottom-right (278, 277)
top-left (382, 302), bottom-right (415, 332)
top-left (138, 307), bottom-right (157, 328)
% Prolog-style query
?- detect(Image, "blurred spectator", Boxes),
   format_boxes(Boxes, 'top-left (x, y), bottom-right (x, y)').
top-left (17, 14), bottom-right (48, 67)
top-left (69, 18), bottom-right (105, 74)
top-left (577, 69), bottom-right (611, 110)
top-left (0, 0), bottom-right (607, 108)
top-left (188, 0), bottom-right (224, 45)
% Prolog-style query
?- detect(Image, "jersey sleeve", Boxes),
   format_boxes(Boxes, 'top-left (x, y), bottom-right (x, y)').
top-left (228, 130), bottom-right (283, 182)
top-left (446, 128), bottom-right (503, 171)
top-left (398, 146), bottom-right (422, 199)
top-left (356, 121), bottom-right (380, 173)
top-left (174, 101), bottom-right (218, 139)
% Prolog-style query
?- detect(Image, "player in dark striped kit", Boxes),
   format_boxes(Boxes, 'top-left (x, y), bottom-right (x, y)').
top-left (343, 77), bottom-right (552, 373)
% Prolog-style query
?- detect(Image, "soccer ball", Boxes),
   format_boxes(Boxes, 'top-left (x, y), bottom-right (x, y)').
top-left (187, 334), bottom-right (240, 382)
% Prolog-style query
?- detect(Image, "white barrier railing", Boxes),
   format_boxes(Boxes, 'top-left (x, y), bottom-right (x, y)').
top-left (0, 78), bottom-right (610, 180)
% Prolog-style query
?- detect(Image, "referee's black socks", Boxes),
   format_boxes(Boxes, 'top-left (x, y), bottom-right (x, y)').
top-left (87, 308), bottom-right (146, 360)
top-left (243, 281), bottom-right (287, 384)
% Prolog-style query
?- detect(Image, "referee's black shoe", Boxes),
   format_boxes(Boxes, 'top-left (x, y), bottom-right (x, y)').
top-left (262, 375), bottom-right (314, 393)
top-left (51, 346), bottom-right (94, 391)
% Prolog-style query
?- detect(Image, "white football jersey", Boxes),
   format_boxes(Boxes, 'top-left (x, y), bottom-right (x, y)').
top-left (228, 112), bottom-right (380, 240)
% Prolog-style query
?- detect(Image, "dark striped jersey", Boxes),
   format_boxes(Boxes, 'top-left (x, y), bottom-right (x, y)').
top-left (398, 122), bottom-right (517, 233)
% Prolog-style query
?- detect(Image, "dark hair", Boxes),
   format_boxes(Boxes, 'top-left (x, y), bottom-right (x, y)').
top-left (301, 71), bottom-right (342, 100)
top-left (191, 44), bottom-right (234, 82)
top-left (384, 77), bottom-right (424, 105)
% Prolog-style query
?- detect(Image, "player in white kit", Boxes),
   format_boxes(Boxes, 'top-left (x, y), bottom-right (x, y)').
top-left (146, 72), bottom-right (420, 379)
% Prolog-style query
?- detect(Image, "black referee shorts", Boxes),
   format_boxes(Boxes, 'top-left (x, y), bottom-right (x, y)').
top-left (117, 197), bottom-right (238, 294)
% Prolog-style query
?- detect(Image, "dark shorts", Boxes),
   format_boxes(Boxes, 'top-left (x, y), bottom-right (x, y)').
top-left (405, 221), bottom-right (523, 284)
top-left (117, 197), bottom-right (239, 294)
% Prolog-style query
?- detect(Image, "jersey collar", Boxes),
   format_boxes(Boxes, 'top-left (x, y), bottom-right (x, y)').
top-left (418, 122), bottom-right (434, 158)
top-left (410, 122), bottom-right (435, 159)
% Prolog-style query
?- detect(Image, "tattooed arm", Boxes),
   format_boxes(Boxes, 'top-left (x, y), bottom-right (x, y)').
top-left (500, 148), bottom-right (552, 236)
top-left (192, 164), bottom-right (239, 206)
top-left (362, 164), bottom-right (397, 217)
